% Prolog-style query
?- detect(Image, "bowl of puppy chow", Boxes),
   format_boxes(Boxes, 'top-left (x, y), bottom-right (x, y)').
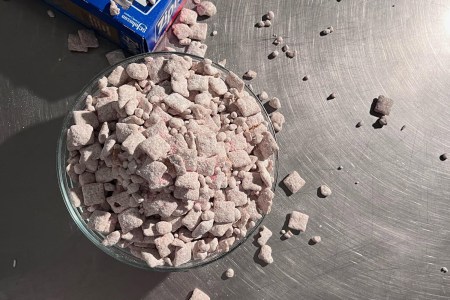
top-left (57, 52), bottom-right (279, 270)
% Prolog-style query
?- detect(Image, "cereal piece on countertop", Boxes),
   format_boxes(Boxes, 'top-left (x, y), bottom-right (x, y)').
top-left (186, 41), bottom-right (208, 57)
top-left (243, 70), bottom-right (257, 80)
top-left (105, 49), bottom-right (126, 65)
top-left (268, 97), bottom-right (281, 109)
top-left (78, 29), bottom-right (99, 48)
top-left (82, 183), bottom-right (105, 206)
top-left (190, 23), bottom-right (208, 41)
top-left (264, 20), bottom-right (272, 27)
top-left (102, 230), bottom-right (121, 246)
top-left (288, 211), bottom-right (309, 232)
top-left (109, 0), bottom-right (120, 16)
top-left (68, 33), bottom-right (88, 52)
top-left (255, 21), bottom-right (264, 28)
top-left (259, 91), bottom-right (269, 101)
top-left (286, 50), bottom-right (297, 58)
top-left (257, 226), bottom-right (272, 246)
top-left (311, 235), bottom-right (321, 244)
top-left (225, 268), bottom-right (235, 278)
top-left (378, 116), bottom-right (388, 126)
top-left (283, 230), bottom-right (293, 239)
top-left (374, 95), bottom-right (394, 116)
top-left (196, 1), bottom-right (217, 17)
top-left (87, 210), bottom-right (117, 234)
top-left (269, 50), bottom-right (279, 59)
top-left (319, 184), bottom-right (332, 197)
top-left (258, 244), bottom-right (273, 264)
top-left (118, 208), bottom-right (144, 233)
top-left (126, 63), bottom-right (149, 81)
top-left (270, 111), bottom-right (285, 132)
top-left (179, 8), bottom-right (198, 25)
top-left (283, 171), bottom-right (305, 194)
top-left (172, 23), bottom-right (192, 40)
top-left (47, 9), bottom-right (55, 18)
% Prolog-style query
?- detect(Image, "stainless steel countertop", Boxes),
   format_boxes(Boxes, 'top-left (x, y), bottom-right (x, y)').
top-left (1, 0), bottom-right (450, 299)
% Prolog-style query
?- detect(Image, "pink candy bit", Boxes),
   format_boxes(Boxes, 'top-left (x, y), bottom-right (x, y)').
top-left (288, 211), bottom-right (309, 232)
top-left (283, 171), bottom-right (306, 194)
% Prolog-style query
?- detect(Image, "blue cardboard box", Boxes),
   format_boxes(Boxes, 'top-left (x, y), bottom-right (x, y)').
top-left (44, 0), bottom-right (186, 53)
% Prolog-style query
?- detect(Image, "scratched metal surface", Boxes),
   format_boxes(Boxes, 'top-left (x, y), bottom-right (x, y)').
top-left (1, 0), bottom-right (450, 299)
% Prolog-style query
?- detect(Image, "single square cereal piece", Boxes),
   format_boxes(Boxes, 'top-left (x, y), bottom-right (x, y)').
top-left (107, 192), bottom-right (133, 213)
top-left (174, 244), bottom-right (193, 267)
top-left (179, 8), bottom-right (198, 25)
top-left (102, 230), bottom-right (121, 246)
top-left (73, 111), bottom-right (99, 129)
top-left (126, 63), bottom-right (149, 81)
top-left (189, 288), bottom-right (210, 300)
top-left (121, 132), bottom-right (146, 155)
top-left (163, 54), bottom-right (192, 76)
top-left (118, 85), bottom-right (136, 109)
top-left (283, 171), bottom-right (305, 194)
top-left (69, 187), bottom-right (83, 207)
top-left (96, 98), bottom-right (117, 123)
top-left (82, 183), bottom-right (105, 206)
top-left (209, 77), bottom-right (228, 96)
top-left (87, 210), bottom-right (117, 234)
top-left (78, 29), bottom-right (99, 48)
top-left (235, 95), bottom-right (261, 117)
top-left (118, 208), bottom-right (144, 233)
top-left (374, 95), bottom-right (394, 116)
top-left (188, 74), bottom-right (209, 92)
top-left (155, 221), bottom-right (172, 235)
top-left (256, 131), bottom-right (278, 160)
top-left (172, 23), bottom-right (193, 40)
top-left (181, 209), bottom-right (202, 230)
top-left (79, 172), bottom-right (96, 185)
top-left (175, 172), bottom-right (201, 190)
top-left (196, 132), bottom-right (217, 157)
top-left (226, 189), bottom-right (248, 206)
top-left (143, 193), bottom-right (178, 217)
top-left (67, 124), bottom-right (94, 149)
top-left (213, 201), bottom-right (236, 223)
top-left (258, 244), bottom-right (273, 264)
top-left (68, 33), bottom-right (88, 52)
top-left (136, 160), bottom-right (167, 183)
top-left (107, 65), bottom-right (129, 87)
top-left (139, 135), bottom-right (171, 160)
top-left (164, 93), bottom-right (192, 114)
top-left (257, 188), bottom-right (274, 214)
top-left (288, 211), bottom-right (309, 232)
top-left (186, 41), bottom-right (208, 57)
top-left (225, 71), bottom-right (245, 93)
top-left (115, 123), bottom-right (139, 143)
top-left (105, 49), bottom-right (125, 65)
top-left (257, 225), bottom-right (272, 246)
top-left (190, 23), bottom-right (208, 41)
top-left (228, 150), bottom-right (252, 168)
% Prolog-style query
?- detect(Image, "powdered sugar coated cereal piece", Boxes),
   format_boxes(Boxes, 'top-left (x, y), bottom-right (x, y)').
top-left (186, 41), bottom-right (208, 57)
top-left (88, 210), bottom-right (117, 234)
top-left (164, 93), bottom-right (192, 113)
top-left (181, 209), bottom-right (202, 230)
top-left (174, 244), bottom-right (192, 267)
top-left (139, 135), bottom-right (171, 160)
top-left (102, 230), bottom-right (121, 246)
top-left (319, 184), bottom-right (332, 197)
top-left (68, 33), bottom-right (88, 52)
top-left (78, 29), bottom-right (99, 48)
top-left (126, 63), bottom-right (149, 81)
top-left (188, 74), bottom-right (209, 92)
top-left (155, 221), bottom-right (172, 235)
top-left (209, 77), bottom-right (228, 95)
top-left (192, 219), bottom-right (214, 238)
top-left (243, 70), bottom-right (257, 80)
top-left (141, 248), bottom-right (164, 268)
top-left (175, 172), bottom-right (200, 190)
top-left (69, 187), bottom-right (83, 207)
top-left (118, 208), bottom-right (144, 233)
top-left (190, 23), bottom-right (208, 41)
top-left (73, 111), bottom-right (99, 129)
top-left (196, 1), bottom-right (217, 17)
top-left (154, 232), bottom-right (175, 257)
top-left (258, 244), bottom-right (273, 264)
top-left (288, 211), bottom-right (309, 232)
top-left (225, 268), bottom-right (235, 278)
top-left (179, 8), bottom-right (198, 25)
top-left (283, 171), bottom-right (305, 194)
top-left (226, 189), bottom-right (248, 206)
top-left (271, 112), bottom-right (285, 132)
top-left (115, 123), bottom-right (139, 143)
top-left (256, 188), bottom-right (274, 214)
top-left (47, 9), bottom-right (55, 18)
top-left (311, 235), bottom-right (321, 244)
top-left (235, 95), bottom-right (261, 117)
top-left (109, 0), bottom-right (120, 16)
top-left (213, 201), bottom-right (236, 223)
top-left (121, 132), bottom-right (146, 155)
top-left (196, 132), bottom-right (217, 157)
top-left (228, 150), bottom-right (252, 168)
top-left (257, 225), bottom-right (272, 246)
top-left (172, 23), bottom-right (193, 40)
top-left (256, 131), bottom-right (278, 160)
top-left (108, 65), bottom-right (129, 87)
top-left (143, 193), bottom-right (178, 217)
top-left (106, 192), bottom-right (134, 213)
top-left (171, 73), bottom-right (189, 97)
top-left (283, 230), bottom-right (293, 239)
top-left (82, 183), bottom-right (105, 206)
top-left (269, 97), bottom-right (281, 109)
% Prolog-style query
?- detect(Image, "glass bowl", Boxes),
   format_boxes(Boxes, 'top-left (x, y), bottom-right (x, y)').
top-left (56, 52), bottom-right (279, 271)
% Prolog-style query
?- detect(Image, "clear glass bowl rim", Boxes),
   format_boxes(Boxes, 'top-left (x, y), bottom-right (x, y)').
top-left (56, 51), bottom-right (279, 272)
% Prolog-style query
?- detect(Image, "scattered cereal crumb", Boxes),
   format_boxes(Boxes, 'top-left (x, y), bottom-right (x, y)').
top-left (283, 171), bottom-right (305, 194)
top-left (327, 93), bottom-right (336, 100)
top-left (259, 91), bottom-right (269, 101)
top-left (190, 288), bottom-right (210, 300)
top-left (273, 36), bottom-right (283, 45)
top-left (212, 30), bottom-right (218, 36)
top-left (310, 235), bottom-right (321, 244)
top-left (266, 11), bottom-right (275, 20)
top-left (356, 121), bottom-right (363, 128)
top-left (282, 45), bottom-right (289, 52)
top-left (319, 184), bottom-right (332, 197)
top-left (68, 33), bottom-right (88, 52)
top-left (269, 50), bottom-right (279, 59)
top-left (218, 59), bottom-right (226, 67)
top-left (441, 267), bottom-right (448, 273)
top-left (225, 268), bottom-right (235, 278)
top-left (302, 75), bottom-right (309, 81)
top-left (283, 230), bottom-right (293, 239)
top-left (256, 21), bottom-right (265, 28)
top-left (440, 153), bottom-right (448, 161)
top-left (268, 97), bottom-right (281, 109)
top-left (47, 10), bottom-right (55, 18)
top-left (264, 20), bottom-right (272, 27)
top-left (280, 229), bottom-right (286, 234)
top-left (243, 70), bottom-right (257, 80)
top-left (286, 50), bottom-right (297, 58)
top-left (378, 115), bottom-right (388, 126)
top-left (400, 125), bottom-right (406, 131)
